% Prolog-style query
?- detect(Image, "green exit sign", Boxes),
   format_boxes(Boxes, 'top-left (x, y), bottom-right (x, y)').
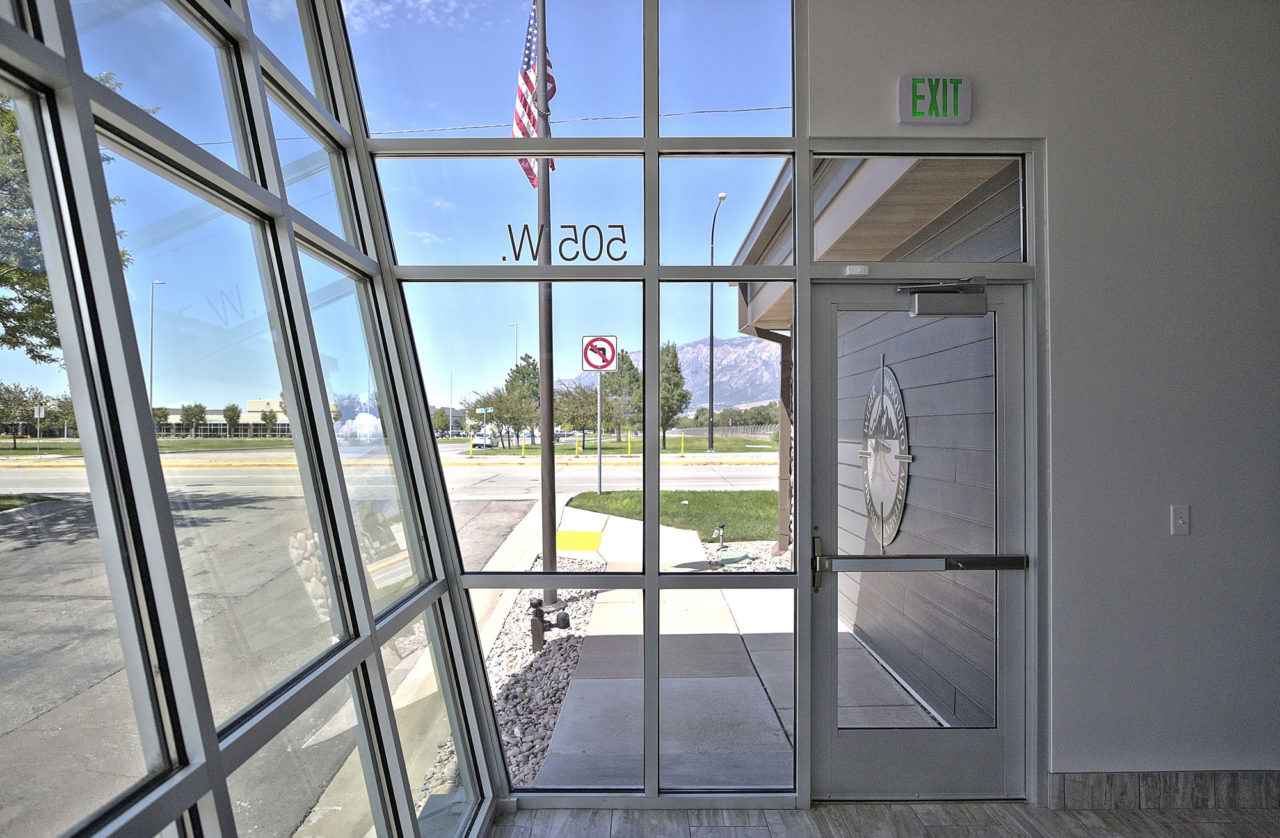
top-left (898, 75), bottom-right (972, 125)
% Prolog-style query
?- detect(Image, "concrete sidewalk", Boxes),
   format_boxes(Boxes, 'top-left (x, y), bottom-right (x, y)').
top-left (527, 508), bottom-right (796, 789)
top-left (478, 504), bottom-right (932, 790)
top-left (534, 584), bottom-right (796, 790)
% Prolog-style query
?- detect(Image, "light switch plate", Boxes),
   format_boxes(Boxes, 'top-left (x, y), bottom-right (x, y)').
top-left (1170, 504), bottom-right (1189, 536)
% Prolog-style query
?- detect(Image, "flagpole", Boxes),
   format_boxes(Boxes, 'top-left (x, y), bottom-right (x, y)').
top-left (535, 0), bottom-right (557, 606)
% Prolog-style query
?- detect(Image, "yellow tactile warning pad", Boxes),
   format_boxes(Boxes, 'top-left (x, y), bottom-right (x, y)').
top-left (555, 530), bottom-right (603, 551)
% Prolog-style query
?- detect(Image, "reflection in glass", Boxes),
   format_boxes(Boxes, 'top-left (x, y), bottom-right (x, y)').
top-left (227, 676), bottom-right (378, 836)
top-left (471, 588), bottom-right (642, 789)
top-left (378, 157), bottom-right (642, 265)
top-left (659, 589), bottom-right (793, 790)
top-left (344, 0), bottom-right (641, 138)
top-left (298, 251), bottom-right (421, 610)
top-left (659, 282), bottom-right (793, 572)
top-left (247, 0), bottom-right (325, 100)
top-left (813, 156), bottom-right (1024, 262)
top-left (72, 0), bottom-right (244, 171)
top-left (404, 282), bottom-right (642, 573)
top-left (381, 611), bottom-right (476, 831)
top-left (659, 157), bottom-right (792, 265)
top-left (659, 0), bottom-right (792, 137)
top-left (269, 97), bottom-right (351, 241)
top-left (100, 144), bottom-right (344, 725)
top-left (0, 87), bottom-right (160, 838)
top-left (836, 570), bottom-right (995, 729)
top-left (835, 309), bottom-right (997, 727)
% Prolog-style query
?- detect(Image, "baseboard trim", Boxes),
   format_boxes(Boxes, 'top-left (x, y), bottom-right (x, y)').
top-left (1044, 771), bottom-right (1279, 810)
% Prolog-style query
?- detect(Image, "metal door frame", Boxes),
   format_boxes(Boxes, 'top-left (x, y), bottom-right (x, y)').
top-left (808, 281), bottom-right (1028, 800)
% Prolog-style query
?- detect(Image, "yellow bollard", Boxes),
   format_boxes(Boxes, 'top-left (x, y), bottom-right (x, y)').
top-left (521, 438), bottom-right (526, 457)
top-left (469, 437), bottom-right (473, 456)
top-left (680, 433), bottom-right (685, 456)
top-left (628, 435), bottom-right (631, 456)
top-left (575, 437), bottom-right (580, 456)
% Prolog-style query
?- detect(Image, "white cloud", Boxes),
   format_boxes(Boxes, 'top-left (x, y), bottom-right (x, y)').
top-left (342, 0), bottom-right (480, 34)
top-left (407, 230), bottom-right (447, 244)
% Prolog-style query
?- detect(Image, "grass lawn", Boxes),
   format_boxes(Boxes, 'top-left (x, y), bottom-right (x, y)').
top-left (566, 489), bottom-right (780, 542)
top-left (0, 439), bottom-right (84, 457)
top-left (155, 437), bottom-right (294, 452)
top-left (0, 494), bottom-right (57, 511)
top-left (0, 437), bottom-right (296, 458)
top-left (456, 434), bottom-right (777, 456)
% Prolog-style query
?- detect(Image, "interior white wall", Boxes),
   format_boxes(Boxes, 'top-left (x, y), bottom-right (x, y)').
top-left (808, 0), bottom-right (1280, 772)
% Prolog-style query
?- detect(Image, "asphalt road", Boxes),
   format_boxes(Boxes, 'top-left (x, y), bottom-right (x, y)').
top-left (0, 449), bottom-right (779, 834)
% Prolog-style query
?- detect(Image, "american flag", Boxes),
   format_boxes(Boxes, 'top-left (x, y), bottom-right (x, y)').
top-left (513, 0), bottom-right (555, 188)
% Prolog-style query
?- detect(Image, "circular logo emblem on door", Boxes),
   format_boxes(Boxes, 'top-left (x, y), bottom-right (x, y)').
top-left (860, 359), bottom-right (912, 547)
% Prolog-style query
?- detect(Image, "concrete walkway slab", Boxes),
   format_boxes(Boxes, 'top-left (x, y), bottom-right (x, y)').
top-left (597, 514), bottom-right (642, 571)
top-left (659, 589), bottom-right (740, 634)
top-left (557, 506), bottom-right (607, 532)
top-left (838, 644), bottom-right (925, 708)
top-left (573, 635), bottom-right (643, 679)
top-left (659, 675), bottom-right (793, 789)
top-left (659, 634), bottom-right (755, 678)
top-left (744, 647), bottom-right (795, 712)
top-left (839, 704), bottom-right (937, 727)
top-left (535, 678), bottom-right (643, 788)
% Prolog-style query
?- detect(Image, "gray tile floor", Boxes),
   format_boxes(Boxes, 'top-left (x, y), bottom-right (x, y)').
top-left (487, 802), bottom-right (1280, 837)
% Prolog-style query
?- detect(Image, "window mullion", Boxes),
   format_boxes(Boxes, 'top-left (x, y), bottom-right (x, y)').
top-left (318, 0), bottom-right (504, 820)
top-left (239, 16), bottom-right (411, 836)
top-left (39, 1), bottom-right (236, 832)
top-left (641, 0), bottom-right (662, 800)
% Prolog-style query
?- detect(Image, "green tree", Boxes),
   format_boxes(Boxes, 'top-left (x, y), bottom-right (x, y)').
top-left (0, 380), bottom-right (45, 448)
top-left (601, 348), bottom-right (642, 441)
top-left (152, 406), bottom-right (169, 434)
top-left (659, 341), bottom-right (691, 449)
top-left (2, 78), bottom-right (141, 368)
top-left (431, 406), bottom-right (450, 434)
top-left (499, 353), bottom-right (540, 447)
top-left (222, 403), bottom-right (241, 438)
top-left (180, 403), bottom-right (206, 438)
top-left (259, 407), bottom-right (277, 438)
top-left (0, 97), bottom-right (58, 366)
top-left (464, 389), bottom-right (501, 437)
top-left (555, 382), bottom-right (597, 449)
top-left (47, 393), bottom-right (75, 437)
top-left (742, 402), bottom-right (780, 425)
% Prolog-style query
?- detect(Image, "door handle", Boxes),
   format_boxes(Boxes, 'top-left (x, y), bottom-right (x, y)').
top-left (812, 537), bottom-right (1026, 590)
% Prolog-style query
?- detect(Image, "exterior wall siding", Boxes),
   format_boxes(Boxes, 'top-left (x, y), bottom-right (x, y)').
top-left (836, 309), bottom-right (997, 726)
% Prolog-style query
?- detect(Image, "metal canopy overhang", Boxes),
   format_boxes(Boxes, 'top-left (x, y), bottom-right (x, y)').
top-left (733, 155), bottom-right (1019, 336)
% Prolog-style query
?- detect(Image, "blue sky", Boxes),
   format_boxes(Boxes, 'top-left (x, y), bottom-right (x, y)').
top-left (1, 0), bottom-right (793, 410)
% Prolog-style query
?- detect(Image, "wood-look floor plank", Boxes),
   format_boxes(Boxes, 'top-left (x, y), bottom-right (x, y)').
top-left (529, 808), bottom-right (613, 838)
top-left (687, 827), bottom-right (770, 838)
top-left (687, 809), bottom-right (768, 828)
top-left (823, 802), bottom-right (929, 837)
top-left (762, 807), bottom-right (850, 837)
top-left (611, 808), bottom-right (692, 838)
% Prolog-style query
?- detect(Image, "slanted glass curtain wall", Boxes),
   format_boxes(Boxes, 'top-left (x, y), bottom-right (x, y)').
top-left (360, 0), bottom-right (799, 798)
top-left (0, 1), bottom-right (801, 836)
top-left (1, 1), bottom-right (476, 836)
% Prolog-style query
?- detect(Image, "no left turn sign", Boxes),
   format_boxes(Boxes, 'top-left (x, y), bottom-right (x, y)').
top-left (582, 335), bottom-right (618, 371)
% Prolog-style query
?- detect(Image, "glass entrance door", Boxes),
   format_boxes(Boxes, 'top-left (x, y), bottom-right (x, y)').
top-left (810, 281), bottom-right (1027, 799)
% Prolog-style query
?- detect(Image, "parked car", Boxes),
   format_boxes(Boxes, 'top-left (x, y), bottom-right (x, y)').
top-left (471, 432), bottom-right (496, 448)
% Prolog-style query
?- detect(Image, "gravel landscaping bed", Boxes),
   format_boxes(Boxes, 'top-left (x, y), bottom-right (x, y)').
top-left (485, 554), bottom-right (605, 787)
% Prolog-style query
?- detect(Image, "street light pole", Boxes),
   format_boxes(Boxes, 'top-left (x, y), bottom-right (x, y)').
top-left (508, 322), bottom-right (518, 366)
top-left (708, 192), bottom-right (726, 453)
top-left (149, 280), bottom-right (165, 411)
